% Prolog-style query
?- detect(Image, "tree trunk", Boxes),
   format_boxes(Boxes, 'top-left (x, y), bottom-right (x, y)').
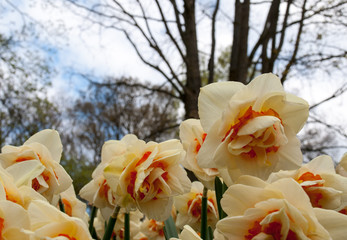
top-left (182, 0), bottom-right (201, 119)
top-left (229, 0), bottom-right (250, 84)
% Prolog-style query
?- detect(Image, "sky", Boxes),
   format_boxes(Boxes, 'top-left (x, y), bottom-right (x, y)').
top-left (1, 0), bottom-right (346, 161)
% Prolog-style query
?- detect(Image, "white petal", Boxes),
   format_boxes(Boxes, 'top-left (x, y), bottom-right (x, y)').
top-left (305, 155), bottom-right (335, 174)
top-left (24, 129), bottom-right (62, 163)
top-left (238, 116), bottom-right (280, 136)
top-left (314, 208), bottom-right (347, 240)
top-left (6, 160), bottom-right (45, 187)
top-left (199, 81), bottom-right (245, 132)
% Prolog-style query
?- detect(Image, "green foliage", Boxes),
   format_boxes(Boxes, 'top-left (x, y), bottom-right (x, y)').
top-left (60, 154), bottom-right (94, 194)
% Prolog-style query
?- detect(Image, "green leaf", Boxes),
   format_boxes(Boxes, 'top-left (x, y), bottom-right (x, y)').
top-left (164, 215), bottom-right (178, 239)
top-left (215, 177), bottom-right (227, 219)
top-left (89, 206), bottom-right (98, 239)
top-left (207, 226), bottom-right (213, 240)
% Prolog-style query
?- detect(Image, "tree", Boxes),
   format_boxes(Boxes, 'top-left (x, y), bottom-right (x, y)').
top-left (0, 33), bottom-right (60, 147)
top-left (59, 0), bottom-right (346, 120)
top-left (64, 76), bottom-right (180, 166)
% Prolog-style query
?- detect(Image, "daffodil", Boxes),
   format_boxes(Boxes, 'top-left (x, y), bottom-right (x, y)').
top-left (0, 129), bottom-right (72, 203)
top-left (0, 200), bottom-right (31, 240)
top-left (215, 176), bottom-right (332, 239)
top-left (197, 73), bottom-right (309, 180)
top-left (59, 186), bottom-right (89, 225)
top-left (179, 119), bottom-right (219, 189)
top-left (27, 199), bottom-right (92, 240)
top-left (103, 134), bottom-right (191, 221)
top-left (79, 162), bottom-right (117, 220)
top-left (170, 225), bottom-right (202, 240)
top-left (336, 152), bottom-right (347, 177)
top-left (174, 181), bottom-right (218, 231)
top-left (136, 217), bottom-right (165, 240)
top-left (268, 155), bottom-right (347, 210)
top-left (0, 164), bottom-right (46, 209)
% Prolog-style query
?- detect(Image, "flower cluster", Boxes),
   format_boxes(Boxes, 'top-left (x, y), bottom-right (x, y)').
top-left (1, 73), bottom-right (347, 240)
top-left (0, 130), bottom-right (92, 239)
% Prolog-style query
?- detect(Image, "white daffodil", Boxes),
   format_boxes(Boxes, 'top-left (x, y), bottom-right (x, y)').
top-left (0, 200), bottom-right (31, 239)
top-left (215, 176), bottom-right (332, 239)
top-left (268, 155), bottom-right (347, 210)
top-left (179, 119), bottom-right (219, 189)
top-left (80, 135), bottom-right (144, 217)
top-left (197, 73), bottom-right (309, 181)
top-left (59, 186), bottom-right (89, 225)
top-left (136, 217), bottom-right (165, 240)
top-left (174, 181), bottom-right (218, 232)
top-left (27, 199), bottom-right (92, 240)
top-left (103, 134), bottom-right (191, 221)
top-left (336, 152), bottom-right (347, 177)
top-left (0, 129), bottom-right (72, 203)
top-left (170, 225), bottom-right (202, 240)
top-left (79, 162), bottom-right (117, 220)
top-left (0, 164), bottom-right (46, 209)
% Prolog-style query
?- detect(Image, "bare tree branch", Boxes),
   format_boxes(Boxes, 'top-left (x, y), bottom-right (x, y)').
top-left (154, 0), bottom-right (186, 63)
top-left (309, 83), bottom-right (347, 110)
top-left (281, 0), bottom-right (307, 83)
top-left (207, 0), bottom-right (220, 84)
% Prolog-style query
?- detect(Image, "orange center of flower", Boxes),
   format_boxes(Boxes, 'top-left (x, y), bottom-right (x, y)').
top-left (0, 218), bottom-right (4, 237)
top-left (31, 172), bottom-right (50, 191)
top-left (58, 233), bottom-right (77, 240)
top-left (127, 171), bottom-right (137, 199)
top-left (62, 198), bottom-right (72, 216)
top-left (127, 151), bottom-right (152, 199)
top-left (4, 188), bottom-right (18, 204)
top-left (245, 219), bottom-right (298, 240)
top-left (222, 106), bottom-right (282, 159)
top-left (186, 193), bottom-right (215, 219)
top-left (296, 172), bottom-right (324, 207)
top-left (148, 219), bottom-right (164, 236)
top-left (127, 151), bottom-right (169, 200)
top-left (15, 156), bottom-right (34, 162)
top-left (187, 194), bottom-right (202, 218)
top-left (339, 208), bottom-right (347, 215)
top-left (99, 179), bottom-right (110, 200)
top-left (136, 151), bottom-right (152, 167)
top-left (194, 133), bottom-right (207, 153)
top-left (117, 228), bottom-right (123, 239)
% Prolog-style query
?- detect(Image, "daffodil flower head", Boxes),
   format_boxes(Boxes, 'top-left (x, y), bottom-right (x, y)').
top-left (197, 73), bottom-right (309, 181)
top-left (214, 176), bottom-right (345, 239)
top-left (103, 134), bottom-right (191, 221)
top-left (0, 129), bottom-right (72, 204)
top-left (268, 155), bottom-right (347, 211)
top-left (179, 119), bottom-right (219, 189)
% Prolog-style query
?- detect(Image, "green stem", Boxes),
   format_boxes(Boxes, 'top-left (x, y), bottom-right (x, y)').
top-left (89, 206), bottom-right (98, 239)
top-left (164, 215), bottom-right (178, 239)
top-left (124, 212), bottom-right (130, 240)
top-left (200, 186), bottom-right (208, 240)
top-left (102, 205), bottom-right (121, 240)
top-left (58, 197), bottom-right (65, 213)
top-left (215, 177), bottom-right (227, 219)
